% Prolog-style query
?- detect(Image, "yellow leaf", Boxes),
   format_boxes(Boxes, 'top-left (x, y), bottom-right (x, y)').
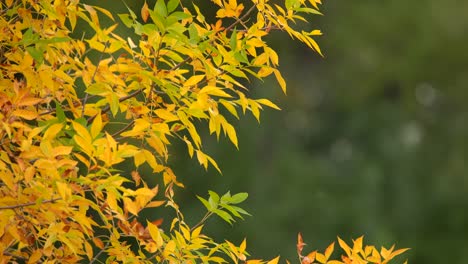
top-left (163, 240), bottom-right (176, 258)
top-left (353, 236), bottom-right (364, 254)
top-left (191, 225), bottom-right (203, 238)
top-left (155, 109), bottom-right (179, 121)
top-left (206, 155), bottom-right (222, 174)
top-left (267, 256), bottom-right (280, 264)
top-left (184, 75), bottom-right (205, 87)
top-left (273, 69), bottom-right (287, 94)
top-left (12, 109), bottom-right (38, 120)
top-left (224, 123), bottom-right (238, 149)
top-left (85, 241), bottom-right (93, 260)
top-left (324, 242), bottom-right (334, 260)
top-left (337, 237), bottom-right (351, 256)
top-left (83, 4), bottom-right (100, 27)
top-left (56, 181), bottom-right (72, 201)
top-left (146, 200), bottom-right (166, 208)
top-left (199, 86), bottom-right (232, 98)
top-left (253, 52), bottom-right (269, 66)
top-left (52, 146), bottom-right (73, 157)
top-left (220, 100), bottom-right (239, 119)
top-left (90, 112), bottom-right (103, 139)
top-left (256, 98), bottom-right (281, 110)
top-left (43, 123), bottom-right (64, 141)
top-left (147, 221), bottom-right (164, 247)
top-left (16, 97), bottom-right (43, 107)
top-left (72, 121), bottom-right (92, 143)
top-left (123, 197), bottom-right (140, 215)
top-left (315, 253), bottom-right (326, 263)
top-left (28, 250), bottom-right (42, 264)
top-left (196, 150), bottom-right (208, 169)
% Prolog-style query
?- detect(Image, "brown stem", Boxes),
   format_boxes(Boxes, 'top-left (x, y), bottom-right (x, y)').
top-left (0, 197), bottom-right (61, 210)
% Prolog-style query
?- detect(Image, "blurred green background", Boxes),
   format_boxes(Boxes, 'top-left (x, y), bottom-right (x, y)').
top-left (83, 0), bottom-right (468, 263)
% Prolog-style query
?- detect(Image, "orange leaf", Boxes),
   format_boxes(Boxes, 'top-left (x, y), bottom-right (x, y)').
top-left (297, 233), bottom-right (306, 255)
top-left (12, 109), bottom-right (38, 120)
top-left (141, 1), bottom-right (150, 22)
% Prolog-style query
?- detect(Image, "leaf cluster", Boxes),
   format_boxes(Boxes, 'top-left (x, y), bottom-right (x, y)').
top-left (0, 0), bottom-right (409, 263)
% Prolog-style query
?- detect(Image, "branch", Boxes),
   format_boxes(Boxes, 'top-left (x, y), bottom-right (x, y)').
top-left (0, 197), bottom-right (61, 210)
top-left (87, 89), bottom-right (144, 124)
top-left (81, 41), bottom-right (109, 117)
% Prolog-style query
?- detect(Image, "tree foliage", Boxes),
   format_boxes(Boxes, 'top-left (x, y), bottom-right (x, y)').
top-left (0, 0), bottom-right (408, 263)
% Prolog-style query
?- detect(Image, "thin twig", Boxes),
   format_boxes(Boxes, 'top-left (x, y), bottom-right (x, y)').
top-left (110, 120), bottom-right (135, 138)
top-left (0, 197), bottom-right (61, 210)
top-left (87, 89), bottom-right (144, 124)
top-left (81, 41), bottom-right (109, 117)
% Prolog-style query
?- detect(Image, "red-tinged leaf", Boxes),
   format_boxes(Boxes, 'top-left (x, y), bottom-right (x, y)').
top-left (141, 1), bottom-right (150, 22)
top-left (146, 200), bottom-right (166, 208)
top-left (151, 218), bottom-right (164, 227)
top-left (93, 237), bottom-right (104, 249)
top-left (297, 233), bottom-right (306, 255)
top-left (131, 170), bottom-right (141, 186)
top-left (304, 251), bottom-right (316, 264)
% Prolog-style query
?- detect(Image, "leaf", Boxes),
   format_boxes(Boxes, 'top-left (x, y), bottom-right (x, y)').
top-left (224, 123), bottom-right (238, 149)
top-left (141, 1), bottom-right (150, 22)
top-left (337, 237), bottom-right (351, 256)
top-left (297, 233), bottom-right (306, 255)
top-left (230, 192), bottom-right (248, 204)
top-left (256, 98), bottom-right (281, 110)
top-left (214, 209), bottom-right (233, 224)
top-left (273, 69), bottom-right (287, 94)
top-left (324, 242), bottom-right (334, 260)
top-left (90, 111), bottom-right (102, 139)
top-left (184, 75), bottom-right (205, 87)
top-left (147, 221), bottom-right (164, 247)
top-left (267, 256), bottom-right (280, 264)
top-left (12, 109), bottom-right (38, 120)
top-left (154, 0), bottom-right (168, 17)
top-left (167, 0), bottom-right (179, 13)
top-left (56, 181), bottom-right (72, 201)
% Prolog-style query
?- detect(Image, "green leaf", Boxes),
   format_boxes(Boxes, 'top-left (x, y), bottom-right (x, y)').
top-left (214, 209), bottom-right (233, 224)
top-left (118, 13), bottom-right (133, 28)
top-left (154, 0), bottom-right (167, 17)
top-left (55, 101), bottom-right (66, 123)
top-left (167, 0), bottom-right (179, 13)
top-left (110, 92), bottom-right (119, 117)
top-left (230, 29), bottom-right (237, 51)
top-left (220, 204), bottom-right (242, 218)
top-left (230, 205), bottom-right (251, 216)
top-left (26, 46), bottom-right (43, 64)
top-left (208, 190), bottom-right (220, 204)
top-left (230, 193), bottom-right (248, 204)
top-left (197, 196), bottom-right (213, 211)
